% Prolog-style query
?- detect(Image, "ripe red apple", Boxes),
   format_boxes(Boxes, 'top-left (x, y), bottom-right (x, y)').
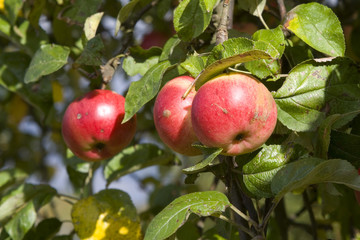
top-left (191, 73), bottom-right (277, 156)
top-left (355, 168), bottom-right (360, 205)
top-left (141, 31), bottom-right (168, 49)
top-left (62, 89), bottom-right (137, 161)
top-left (153, 76), bottom-right (201, 156)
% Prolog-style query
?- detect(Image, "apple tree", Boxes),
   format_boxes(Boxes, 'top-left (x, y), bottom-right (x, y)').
top-left (1, 0), bottom-right (360, 239)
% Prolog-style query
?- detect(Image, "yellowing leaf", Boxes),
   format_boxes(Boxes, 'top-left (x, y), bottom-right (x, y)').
top-left (71, 189), bottom-right (142, 240)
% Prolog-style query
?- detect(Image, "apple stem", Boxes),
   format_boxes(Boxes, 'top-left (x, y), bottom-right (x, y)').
top-left (182, 70), bottom-right (203, 99)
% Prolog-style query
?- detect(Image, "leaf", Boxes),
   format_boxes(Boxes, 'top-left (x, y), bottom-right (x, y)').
top-left (159, 35), bottom-right (188, 64)
top-left (75, 35), bottom-right (104, 66)
top-left (144, 191), bottom-right (230, 240)
top-left (271, 158), bottom-right (360, 202)
top-left (173, 0), bottom-right (217, 41)
top-left (123, 60), bottom-right (172, 123)
top-left (3, 0), bottom-right (23, 25)
top-left (315, 114), bottom-right (343, 159)
top-left (115, 0), bottom-right (151, 35)
top-left (24, 44), bottom-right (70, 83)
top-left (24, 218), bottom-right (62, 240)
top-left (241, 144), bottom-right (305, 198)
top-left (0, 52), bottom-right (30, 91)
top-left (61, 0), bottom-right (102, 24)
top-left (245, 26), bottom-right (285, 79)
top-left (252, 26), bottom-right (286, 56)
top-left (284, 2), bottom-right (345, 57)
top-left (238, 0), bottom-right (266, 17)
top-left (64, 149), bottom-right (90, 188)
top-left (274, 57), bottom-right (360, 132)
top-left (182, 147), bottom-right (222, 174)
top-left (329, 130), bottom-right (360, 165)
top-left (122, 46), bottom-right (162, 76)
top-left (180, 55), bottom-right (206, 78)
top-left (104, 144), bottom-right (175, 185)
top-left (71, 189), bottom-right (141, 240)
top-left (0, 184), bottom-right (57, 240)
top-left (84, 12), bottom-right (104, 40)
top-left (0, 169), bottom-right (28, 193)
top-left (5, 201), bottom-right (37, 240)
top-left (195, 38), bottom-right (279, 89)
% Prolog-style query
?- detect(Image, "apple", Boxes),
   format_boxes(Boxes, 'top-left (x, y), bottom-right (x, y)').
top-left (355, 168), bottom-right (360, 205)
top-left (141, 31), bottom-right (168, 49)
top-left (62, 89), bottom-right (137, 161)
top-left (191, 72), bottom-right (277, 156)
top-left (153, 76), bottom-right (201, 156)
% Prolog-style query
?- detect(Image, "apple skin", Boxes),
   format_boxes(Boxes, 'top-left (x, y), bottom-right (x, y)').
top-left (62, 89), bottom-right (137, 161)
top-left (153, 76), bottom-right (201, 156)
top-left (191, 72), bottom-right (277, 156)
top-left (355, 168), bottom-right (360, 205)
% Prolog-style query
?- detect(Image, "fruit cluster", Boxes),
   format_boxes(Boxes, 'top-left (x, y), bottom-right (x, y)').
top-left (61, 72), bottom-right (277, 162)
top-left (153, 72), bottom-right (278, 156)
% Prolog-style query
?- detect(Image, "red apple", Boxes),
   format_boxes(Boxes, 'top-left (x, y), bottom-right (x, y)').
top-left (62, 89), bottom-right (137, 161)
top-left (191, 73), bottom-right (277, 156)
top-left (153, 76), bottom-right (201, 156)
top-left (355, 168), bottom-right (360, 205)
top-left (141, 31), bottom-right (168, 49)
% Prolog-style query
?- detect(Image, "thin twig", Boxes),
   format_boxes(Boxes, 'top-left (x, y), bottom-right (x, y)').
top-left (219, 215), bottom-right (256, 238)
top-left (303, 191), bottom-right (318, 240)
top-left (230, 205), bottom-right (259, 229)
top-left (276, 0), bottom-right (287, 21)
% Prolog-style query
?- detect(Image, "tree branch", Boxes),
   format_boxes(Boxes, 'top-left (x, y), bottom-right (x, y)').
top-left (276, 0), bottom-right (287, 21)
top-left (216, 0), bottom-right (231, 45)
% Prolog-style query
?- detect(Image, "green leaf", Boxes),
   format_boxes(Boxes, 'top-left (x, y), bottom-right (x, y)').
top-left (84, 12), bottom-right (104, 40)
top-left (0, 52), bottom-right (30, 91)
top-left (159, 35), bottom-right (188, 63)
top-left (315, 114), bottom-right (343, 159)
top-left (24, 218), bottom-right (62, 240)
top-left (329, 130), bottom-right (360, 165)
top-left (180, 55), bottom-right (206, 78)
top-left (5, 201), bottom-right (37, 240)
top-left (0, 169), bottom-right (28, 193)
top-left (123, 60), bottom-right (172, 123)
top-left (245, 26), bottom-right (285, 79)
top-left (61, 0), bottom-right (102, 24)
top-left (123, 46), bottom-right (162, 76)
top-left (24, 44), bottom-right (70, 83)
top-left (271, 158), bottom-right (360, 202)
top-left (252, 26), bottom-right (286, 55)
top-left (241, 144), bottom-right (305, 198)
top-left (144, 191), bottom-right (230, 240)
top-left (75, 35), bottom-right (104, 66)
top-left (182, 147), bottom-right (222, 174)
top-left (238, 0), bottom-right (266, 17)
top-left (0, 184), bottom-right (57, 240)
top-left (284, 2), bottom-right (345, 57)
top-left (64, 149), bottom-right (90, 188)
top-left (28, 0), bottom-right (46, 28)
top-left (195, 38), bottom-right (279, 89)
top-left (173, 0), bottom-right (217, 42)
top-left (115, 0), bottom-right (151, 35)
top-left (274, 57), bottom-right (360, 132)
top-left (104, 144), bottom-right (175, 185)
top-left (3, 0), bottom-right (23, 25)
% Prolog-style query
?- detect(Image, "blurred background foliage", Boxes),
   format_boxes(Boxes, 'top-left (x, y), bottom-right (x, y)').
top-left (1, 0), bottom-right (360, 239)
